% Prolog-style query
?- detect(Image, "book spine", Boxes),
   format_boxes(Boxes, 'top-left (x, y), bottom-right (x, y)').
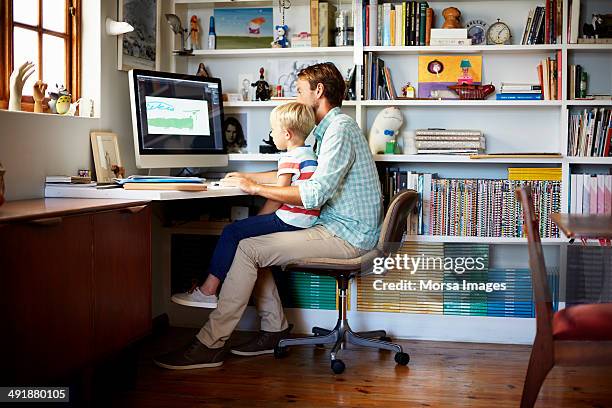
top-left (415, 141), bottom-right (485, 148)
top-left (425, 7), bottom-right (433, 46)
top-left (318, 2), bottom-right (328, 47)
top-left (545, 0), bottom-right (550, 45)
top-left (521, 9), bottom-right (534, 45)
top-left (368, 1), bottom-right (377, 46)
top-left (429, 38), bottom-right (472, 46)
top-left (415, 129), bottom-right (482, 136)
top-left (496, 93), bottom-right (544, 100)
top-left (415, 135), bottom-right (484, 141)
top-left (411, 1), bottom-right (417, 46)
top-left (419, 2), bottom-right (427, 46)
top-left (310, 0), bottom-right (319, 47)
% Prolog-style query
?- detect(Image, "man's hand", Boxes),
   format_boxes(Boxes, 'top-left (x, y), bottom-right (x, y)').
top-left (225, 172), bottom-right (245, 179)
top-left (232, 177), bottom-right (260, 195)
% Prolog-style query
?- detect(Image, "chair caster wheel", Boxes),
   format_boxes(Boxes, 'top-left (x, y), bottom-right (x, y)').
top-left (380, 336), bottom-right (392, 342)
top-left (331, 359), bottom-right (345, 374)
top-left (274, 346), bottom-right (288, 359)
top-left (395, 352), bottom-right (410, 365)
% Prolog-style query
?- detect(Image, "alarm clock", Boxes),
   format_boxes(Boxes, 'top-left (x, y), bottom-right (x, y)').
top-left (486, 19), bottom-right (511, 45)
top-left (466, 20), bottom-right (487, 45)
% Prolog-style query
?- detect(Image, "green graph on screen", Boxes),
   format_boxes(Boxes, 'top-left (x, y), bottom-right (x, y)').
top-left (147, 110), bottom-right (201, 132)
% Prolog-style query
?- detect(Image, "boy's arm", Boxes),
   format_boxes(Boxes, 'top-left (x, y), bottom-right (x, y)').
top-left (257, 174), bottom-right (292, 215)
top-left (226, 171), bottom-right (277, 184)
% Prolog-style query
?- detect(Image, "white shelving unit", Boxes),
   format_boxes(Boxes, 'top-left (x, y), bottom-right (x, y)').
top-left (164, 0), bottom-right (611, 343)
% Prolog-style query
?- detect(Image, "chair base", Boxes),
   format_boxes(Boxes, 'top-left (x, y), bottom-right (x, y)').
top-left (276, 317), bottom-right (409, 374)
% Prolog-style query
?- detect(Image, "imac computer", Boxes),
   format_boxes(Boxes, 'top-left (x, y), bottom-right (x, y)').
top-left (128, 69), bottom-right (228, 169)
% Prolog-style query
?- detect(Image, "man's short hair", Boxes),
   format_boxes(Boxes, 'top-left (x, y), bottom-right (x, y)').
top-left (270, 102), bottom-right (316, 139)
top-left (297, 62), bottom-right (346, 108)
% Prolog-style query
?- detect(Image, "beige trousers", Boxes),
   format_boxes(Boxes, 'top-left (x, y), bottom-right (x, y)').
top-left (196, 225), bottom-right (364, 348)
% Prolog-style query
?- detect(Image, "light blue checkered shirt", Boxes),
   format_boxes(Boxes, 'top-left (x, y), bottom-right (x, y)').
top-left (299, 107), bottom-right (382, 250)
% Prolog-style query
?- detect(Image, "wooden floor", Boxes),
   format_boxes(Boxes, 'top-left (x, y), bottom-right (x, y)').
top-left (109, 327), bottom-right (612, 408)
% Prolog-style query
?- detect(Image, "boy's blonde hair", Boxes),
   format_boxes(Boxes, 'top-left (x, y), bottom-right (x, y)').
top-left (270, 102), bottom-right (316, 139)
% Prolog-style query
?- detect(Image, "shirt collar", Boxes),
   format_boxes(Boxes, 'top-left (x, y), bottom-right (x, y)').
top-left (313, 107), bottom-right (341, 144)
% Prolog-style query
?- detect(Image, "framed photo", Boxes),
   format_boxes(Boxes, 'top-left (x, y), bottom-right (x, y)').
top-left (118, 0), bottom-right (161, 71)
top-left (213, 8), bottom-right (274, 49)
top-left (90, 132), bottom-right (123, 184)
top-left (223, 113), bottom-right (248, 153)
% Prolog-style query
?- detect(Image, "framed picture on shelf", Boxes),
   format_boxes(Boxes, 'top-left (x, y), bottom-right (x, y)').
top-left (118, 0), bottom-right (161, 71)
top-left (213, 8), bottom-right (274, 49)
top-left (223, 114), bottom-right (248, 153)
top-left (417, 55), bottom-right (482, 99)
top-left (90, 132), bottom-right (123, 184)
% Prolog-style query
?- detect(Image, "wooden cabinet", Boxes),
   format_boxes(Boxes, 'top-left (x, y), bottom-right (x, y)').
top-left (0, 199), bottom-right (151, 384)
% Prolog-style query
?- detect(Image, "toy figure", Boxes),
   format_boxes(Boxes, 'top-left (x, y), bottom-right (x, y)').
top-left (442, 7), bottom-right (462, 29)
top-left (190, 15), bottom-right (200, 49)
top-left (401, 83), bottom-right (415, 98)
top-left (251, 67), bottom-right (271, 101)
top-left (368, 107), bottom-right (404, 154)
top-left (48, 83), bottom-right (70, 114)
top-left (272, 25), bottom-right (289, 48)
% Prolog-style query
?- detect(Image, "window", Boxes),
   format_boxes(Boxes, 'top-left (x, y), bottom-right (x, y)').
top-left (1, 0), bottom-right (81, 111)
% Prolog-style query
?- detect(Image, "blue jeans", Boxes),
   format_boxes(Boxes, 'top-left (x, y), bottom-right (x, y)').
top-left (208, 213), bottom-right (302, 281)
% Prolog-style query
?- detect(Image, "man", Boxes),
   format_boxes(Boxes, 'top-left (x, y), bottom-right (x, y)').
top-left (155, 62), bottom-right (382, 369)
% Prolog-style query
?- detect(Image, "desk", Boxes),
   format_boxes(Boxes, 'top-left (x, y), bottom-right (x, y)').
top-left (551, 213), bottom-right (612, 240)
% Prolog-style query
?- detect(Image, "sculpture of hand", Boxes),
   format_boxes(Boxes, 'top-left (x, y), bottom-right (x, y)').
top-left (33, 80), bottom-right (48, 113)
top-left (8, 61), bottom-right (36, 111)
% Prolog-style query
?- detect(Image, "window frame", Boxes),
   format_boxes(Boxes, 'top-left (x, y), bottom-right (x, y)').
top-left (1, 0), bottom-right (81, 111)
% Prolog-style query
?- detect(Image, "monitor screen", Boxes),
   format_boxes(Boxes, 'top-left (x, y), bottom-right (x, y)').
top-left (128, 70), bottom-right (228, 169)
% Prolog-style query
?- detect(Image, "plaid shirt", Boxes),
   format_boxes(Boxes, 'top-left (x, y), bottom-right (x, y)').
top-left (299, 107), bottom-right (382, 250)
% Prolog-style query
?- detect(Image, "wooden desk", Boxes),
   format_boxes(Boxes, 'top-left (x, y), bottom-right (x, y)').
top-left (0, 198), bottom-right (152, 384)
top-left (551, 213), bottom-right (612, 239)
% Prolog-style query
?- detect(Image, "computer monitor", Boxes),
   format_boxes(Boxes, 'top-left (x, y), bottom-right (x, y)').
top-left (128, 69), bottom-right (228, 169)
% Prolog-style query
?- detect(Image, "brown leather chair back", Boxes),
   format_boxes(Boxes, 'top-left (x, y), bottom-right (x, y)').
top-left (377, 190), bottom-right (419, 254)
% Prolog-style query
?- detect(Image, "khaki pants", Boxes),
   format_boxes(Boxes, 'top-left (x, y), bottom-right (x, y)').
top-left (196, 225), bottom-right (364, 348)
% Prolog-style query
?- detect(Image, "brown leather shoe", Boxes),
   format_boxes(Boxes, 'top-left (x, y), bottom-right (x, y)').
top-left (154, 338), bottom-right (226, 369)
top-left (230, 325), bottom-right (293, 356)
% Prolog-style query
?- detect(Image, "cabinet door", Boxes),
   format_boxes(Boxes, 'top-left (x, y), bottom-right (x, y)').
top-left (92, 205), bottom-right (151, 358)
top-left (0, 214), bottom-right (93, 384)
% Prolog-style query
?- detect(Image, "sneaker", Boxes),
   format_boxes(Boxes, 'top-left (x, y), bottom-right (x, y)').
top-left (230, 325), bottom-right (293, 356)
top-left (171, 286), bottom-right (218, 308)
top-left (154, 338), bottom-right (226, 370)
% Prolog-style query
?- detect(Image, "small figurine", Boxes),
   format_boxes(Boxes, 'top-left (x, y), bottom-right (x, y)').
top-left (442, 7), bottom-right (462, 29)
top-left (196, 63), bottom-right (210, 77)
top-left (583, 14), bottom-right (605, 39)
top-left (33, 80), bottom-right (47, 113)
top-left (368, 107), bottom-right (404, 155)
top-left (8, 61), bottom-right (35, 111)
top-left (457, 59), bottom-right (473, 85)
top-left (190, 15), bottom-right (200, 49)
top-left (401, 83), bottom-right (415, 98)
top-left (272, 25), bottom-right (289, 48)
top-left (48, 83), bottom-right (70, 114)
top-left (111, 164), bottom-right (126, 179)
top-left (251, 67), bottom-right (271, 101)
top-left (260, 131), bottom-right (281, 154)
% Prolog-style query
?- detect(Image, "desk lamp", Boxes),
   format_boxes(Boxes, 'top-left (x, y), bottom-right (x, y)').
top-left (165, 14), bottom-right (193, 55)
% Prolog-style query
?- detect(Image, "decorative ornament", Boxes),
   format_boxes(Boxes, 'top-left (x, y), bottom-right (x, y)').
top-left (190, 15), bottom-right (200, 49)
top-left (466, 20), bottom-right (487, 45)
top-left (442, 7), bottom-right (462, 29)
top-left (272, 0), bottom-right (291, 48)
top-left (251, 67), bottom-right (271, 101)
top-left (8, 61), bottom-right (35, 111)
top-left (486, 19), bottom-right (512, 45)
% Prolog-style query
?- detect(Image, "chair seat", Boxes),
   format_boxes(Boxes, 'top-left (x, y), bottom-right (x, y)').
top-left (553, 303), bottom-right (612, 341)
top-left (284, 249), bottom-right (381, 275)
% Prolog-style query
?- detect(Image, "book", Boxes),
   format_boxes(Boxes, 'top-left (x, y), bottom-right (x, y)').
top-left (500, 83), bottom-right (541, 91)
top-left (430, 28), bottom-right (467, 39)
top-left (496, 93), bottom-right (543, 100)
top-left (310, 0), bottom-right (319, 47)
top-left (416, 129), bottom-right (482, 137)
top-left (318, 2), bottom-right (336, 47)
top-left (368, 0), bottom-right (377, 46)
top-left (569, 0), bottom-right (580, 43)
top-left (429, 38), bottom-right (472, 46)
top-left (46, 175), bottom-right (92, 184)
top-left (425, 6), bottom-right (433, 45)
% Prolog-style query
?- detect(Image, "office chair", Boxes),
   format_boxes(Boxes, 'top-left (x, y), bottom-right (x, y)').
top-left (516, 186), bottom-right (612, 407)
top-left (274, 190), bottom-right (419, 374)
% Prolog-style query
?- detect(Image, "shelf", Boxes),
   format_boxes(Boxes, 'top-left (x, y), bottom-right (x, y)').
top-left (364, 44), bottom-right (562, 54)
top-left (566, 100), bottom-right (612, 106)
top-left (360, 100), bottom-right (562, 107)
top-left (374, 154), bottom-right (564, 164)
top-left (224, 100), bottom-right (357, 108)
top-left (567, 157), bottom-right (612, 164)
top-left (566, 44), bottom-right (612, 51)
top-left (182, 46), bottom-right (354, 58)
top-left (405, 235), bottom-right (565, 245)
top-left (228, 153), bottom-right (280, 162)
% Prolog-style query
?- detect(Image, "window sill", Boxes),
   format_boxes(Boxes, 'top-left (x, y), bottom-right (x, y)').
top-left (0, 108), bottom-right (99, 120)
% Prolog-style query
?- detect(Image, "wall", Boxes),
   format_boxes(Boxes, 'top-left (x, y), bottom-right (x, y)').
top-left (0, 0), bottom-right (137, 200)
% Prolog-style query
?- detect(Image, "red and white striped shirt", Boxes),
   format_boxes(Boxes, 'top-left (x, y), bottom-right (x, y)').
top-left (276, 146), bottom-right (320, 228)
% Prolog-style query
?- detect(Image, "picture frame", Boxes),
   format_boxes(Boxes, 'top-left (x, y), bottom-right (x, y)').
top-left (90, 132), bottom-right (123, 184)
top-left (117, 0), bottom-right (161, 71)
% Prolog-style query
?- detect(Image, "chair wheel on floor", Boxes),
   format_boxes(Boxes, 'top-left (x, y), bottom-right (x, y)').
top-left (274, 345), bottom-right (288, 359)
top-left (331, 359), bottom-right (345, 374)
top-left (394, 352), bottom-right (410, 365)
top-left (380, 336), bottom-right (392, 342)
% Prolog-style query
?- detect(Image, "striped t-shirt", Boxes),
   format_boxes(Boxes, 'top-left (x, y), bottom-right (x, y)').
top-left (275, 146), bottom-right (320, 228)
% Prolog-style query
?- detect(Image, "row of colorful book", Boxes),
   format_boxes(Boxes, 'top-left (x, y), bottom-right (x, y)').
top-left (357, 242), bottom-right (559, 317)
top-left (363, 0), bottom-right (432, 47)
top-left (275, 270), bottom-right (338, 310)
top-left (567, 108), bottom-right (612, 157)
top-left (363, 53), bottom-right (397, 100)
top-left (415, 129), bottom-right (485, 155)
top-left (536, 52), bottom-right (562, 100)
top-left (568, 65), bottom-right (589, 100)
top-left (570, 174), bottom-right (612, 215)
top-left (520, 1), bottom-right (562, 45)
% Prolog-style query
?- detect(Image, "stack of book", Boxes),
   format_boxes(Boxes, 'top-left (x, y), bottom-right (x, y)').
top-left (536, 52), bottom-right (562, 100)
top-left (363, 0), bottom-right (433, 46)
top-left (429, 28), bottom-right (471, 46)
top-left (567, 108), bottom-right (612, 157)
top-left (568, 65), bottom-right (588, 99)
top-left (570, 174), bottom-right (612, 215)
top-left (507, 167), bottom-right (562, 182)
top-left (520, 1), bottom-right (562, 45)
top-left (363, 53), bottom-right (397, 100)
top-left (415, 129), bottom-right (485, 155)
top-left (429, 177), bottom-right (561, 238)
top-left (496, 83), bottom-right (542, 100)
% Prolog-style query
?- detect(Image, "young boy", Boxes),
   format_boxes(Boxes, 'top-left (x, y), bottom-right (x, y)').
top-left (172, 102), bottom-right (318, 308)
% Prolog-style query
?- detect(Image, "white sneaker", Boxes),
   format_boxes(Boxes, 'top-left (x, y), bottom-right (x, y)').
top-left (171, 287), bottom-right (218, 308)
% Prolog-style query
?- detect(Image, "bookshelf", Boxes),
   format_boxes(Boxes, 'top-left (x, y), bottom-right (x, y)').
top-left (164, 0), bottom-right (611, 343)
